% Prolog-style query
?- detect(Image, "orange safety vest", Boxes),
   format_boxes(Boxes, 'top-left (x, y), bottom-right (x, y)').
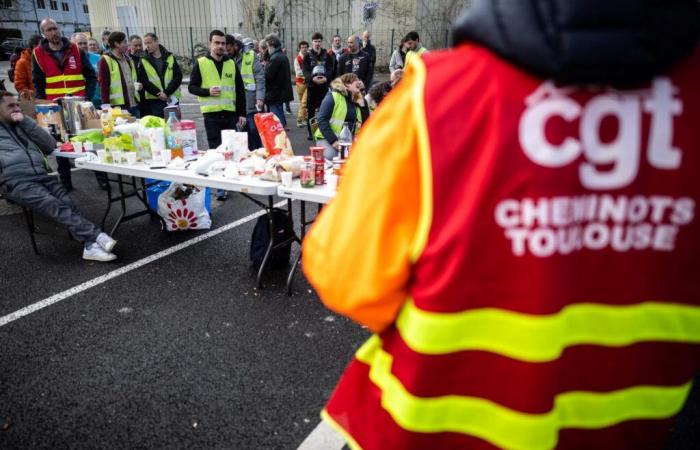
top-left (33, 43), bottom-right (86, 100)
top-left (320, 45), bottom-right (700, 450)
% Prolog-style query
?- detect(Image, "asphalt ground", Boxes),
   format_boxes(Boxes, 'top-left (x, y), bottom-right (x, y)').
top-left (0, 68), bottom-right (370, 449)
top-left (1, 63), bottom-right (698, 449)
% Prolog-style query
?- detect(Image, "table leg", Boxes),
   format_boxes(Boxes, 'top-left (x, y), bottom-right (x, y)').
top-left (109, 174), bottom-right (128, 235)
top-left (100, 171), bottom-right (113, 230)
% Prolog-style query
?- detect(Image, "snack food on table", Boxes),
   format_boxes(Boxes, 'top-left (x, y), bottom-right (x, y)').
top-left (254, 113), bottom-right (294, 157)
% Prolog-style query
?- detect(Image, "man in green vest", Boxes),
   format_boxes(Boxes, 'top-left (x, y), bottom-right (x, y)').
top-left (239, 37), bottom-right (265, 149)
top-left (403, 31), bottom-right (428, 67)
top-left (187, 29), bottom-right (246, 200)
top-left (138, 33), bottom-right (183, 119)
top-left (97, 31), bottom-right (142, 117)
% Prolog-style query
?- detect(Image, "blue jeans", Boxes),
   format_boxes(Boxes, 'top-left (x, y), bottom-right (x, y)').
top-left (268, 103), bottom-right (287, 128)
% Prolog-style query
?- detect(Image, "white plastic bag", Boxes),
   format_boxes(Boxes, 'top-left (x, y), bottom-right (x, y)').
top-left (157, 183), bottom-right (211, 231)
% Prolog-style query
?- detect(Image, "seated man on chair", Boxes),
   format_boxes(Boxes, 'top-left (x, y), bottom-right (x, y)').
top-left (0, 91), bottom-right (118, 261)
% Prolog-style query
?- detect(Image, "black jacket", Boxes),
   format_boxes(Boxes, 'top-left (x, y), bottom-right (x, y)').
top-left (264, 48), bottom-right (294, 104)
top-left (32, 37), bottom-right (97, 100)
top-left (453, 0), bottom-right (699, 85)
top-left (138, 45), bottom-right (183, 98)
top-left (337, 50), bottom-right (372, 88)
top-left (188, 54), bottom-right (246, 116)
top-left (303, 48), bottom-right (334, 88)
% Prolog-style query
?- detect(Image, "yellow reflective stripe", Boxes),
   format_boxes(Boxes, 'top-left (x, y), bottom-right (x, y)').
top-left (407, 55), bottom-right (433, 262)
top-left (356, 335), bottom-right (692, 450)
top-left (320, 409), bottom-right (363, 450)
top-left (199, 99), bottom-right (234, 107)
top-left (46, 74), bottom-right (85, 83)
top-left (46, 86), bottom-right (84, 95)
top-left (396, 299), bottom-right (700, 362)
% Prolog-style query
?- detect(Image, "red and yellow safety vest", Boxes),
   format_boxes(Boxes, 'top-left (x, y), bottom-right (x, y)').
top-left (33, 43), bottom-right (86, 100)
top-left (303, 44), bottom-right (700, 449)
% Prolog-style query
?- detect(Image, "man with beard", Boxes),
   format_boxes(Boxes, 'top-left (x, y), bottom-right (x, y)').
top-left (32, 18), bottom-right (96, 192)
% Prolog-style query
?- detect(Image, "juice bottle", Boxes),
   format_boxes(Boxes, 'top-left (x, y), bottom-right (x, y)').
top-left (166, 112), bottom-right (184, 159)
top-left (100, 107), bottom-right (113, 137)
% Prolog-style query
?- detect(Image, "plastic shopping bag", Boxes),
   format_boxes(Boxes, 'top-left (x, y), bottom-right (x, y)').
top-left (157, 183), bottom-right (212, 231)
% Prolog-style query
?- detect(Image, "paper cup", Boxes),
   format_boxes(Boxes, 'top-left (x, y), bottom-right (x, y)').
top-left (125, 152), bottom-right (137, 165)
top-left (97, 150), bottom-right (108, 163)
top-left (83, 141), bottom-right (94, 152)
top-left (161, 149), bottom-right (172, 164)
top-left (112, 150), bottom-right (124, 164)
top-left (72, 142), bottom-right (83, 153)
top-left (281, 171), bottom-right (293, 187)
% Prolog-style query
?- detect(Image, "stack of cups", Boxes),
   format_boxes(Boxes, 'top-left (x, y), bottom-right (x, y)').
top-left (310, 146), bottom-right (325, 185)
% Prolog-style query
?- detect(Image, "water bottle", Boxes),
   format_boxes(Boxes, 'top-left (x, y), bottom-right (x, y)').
top-left (338, 122), bottom-right (353, 159)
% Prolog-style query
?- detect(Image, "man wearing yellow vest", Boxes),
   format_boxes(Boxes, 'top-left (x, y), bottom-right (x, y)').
top-left (137, 33), bottom-right (183, 119)
top-left (239, 37), bottom-right (265, 150)
top-left (303, 0), bottom-right (700, 448)
top-left (32, 18), bottom-right (96, 192)
top-left (97, 31), bottom-right (142, 117)
top-left (402, 31), bottom-right (427, 68)
top-left (188, 30), bottom-right (246, 200)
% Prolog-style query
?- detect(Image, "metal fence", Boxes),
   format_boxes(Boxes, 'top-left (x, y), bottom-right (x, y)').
top-left (91, 25), bottom-right (452, 74)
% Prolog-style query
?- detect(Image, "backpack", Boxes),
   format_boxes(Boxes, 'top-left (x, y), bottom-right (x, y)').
top-left (250, 208), bottom-right (294, 270)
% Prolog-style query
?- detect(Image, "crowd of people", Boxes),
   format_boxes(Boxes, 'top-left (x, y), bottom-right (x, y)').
top-left (1, 17), bottom-right (423, 257)
top-left (1, 1), bottom-right (699, 448)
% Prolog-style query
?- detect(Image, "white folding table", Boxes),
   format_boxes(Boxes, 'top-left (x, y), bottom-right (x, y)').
top-left (76, 158), bottom-right (291, 288)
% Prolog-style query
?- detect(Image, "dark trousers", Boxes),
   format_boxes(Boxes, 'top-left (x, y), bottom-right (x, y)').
top-left (56, 156), bottom-right (72, 189)
top-left (306, 85), bottom-right (326, 138)
top-left (246, 112), bottom-right (263, 150)
top-left (2, 175), bottom-right (101, 243)
top-left (144, 99), bottom-right (167, 119)
top-left (203, 112), bottom-right (239, 149)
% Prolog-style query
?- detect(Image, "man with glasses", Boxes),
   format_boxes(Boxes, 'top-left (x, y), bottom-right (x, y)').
top-left (32, 19), bottom-right (96, 192)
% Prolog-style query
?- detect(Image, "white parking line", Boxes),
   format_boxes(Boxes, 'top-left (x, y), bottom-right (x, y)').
top-left (297, 420), bottom-right (346, 450)
top-left (0, 201), bottom-right (286, 327)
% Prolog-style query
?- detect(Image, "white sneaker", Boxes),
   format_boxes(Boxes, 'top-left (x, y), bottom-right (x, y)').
top-left (83, 243), bottom-right (117, 262)
top-left (96, 232), bottom-right (117, 252)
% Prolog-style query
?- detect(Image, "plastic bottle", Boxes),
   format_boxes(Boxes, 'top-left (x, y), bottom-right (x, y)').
top-left (338, 122), bottom-right (353, 159)
top-left (100, 107), bottom-right (113, 137)
top-left (166, 111), bottom-right (183, 159)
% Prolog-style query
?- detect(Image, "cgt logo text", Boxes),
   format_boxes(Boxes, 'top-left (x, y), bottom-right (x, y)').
top-left (518, 78), bottom-right (682, 190)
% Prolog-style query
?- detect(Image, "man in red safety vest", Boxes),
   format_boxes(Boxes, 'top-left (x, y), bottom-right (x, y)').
top-left (32, 18), bottom-right (96, 191)
top-left (303, 0), bottom-right (700, 449)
